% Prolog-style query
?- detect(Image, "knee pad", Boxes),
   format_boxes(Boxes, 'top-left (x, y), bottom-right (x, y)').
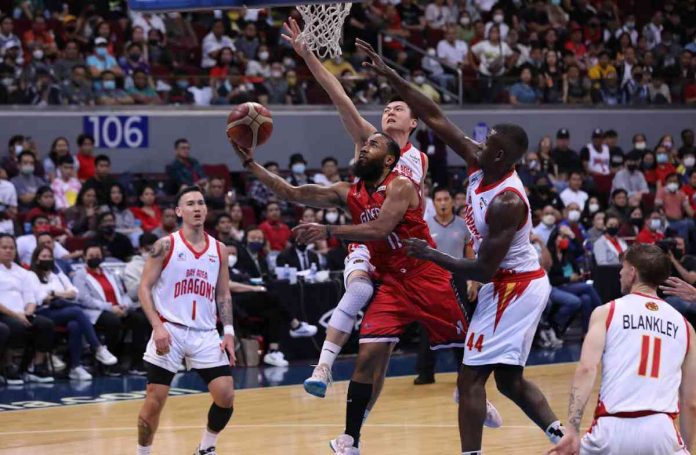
top-left (207, 403), bottom-right (233, 432)
top-left (328, 277), bottom-right (374, 332)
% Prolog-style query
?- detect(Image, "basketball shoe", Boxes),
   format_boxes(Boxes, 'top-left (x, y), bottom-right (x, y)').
top-left (452, 388), bottom-right (503, 428)
top-left (329, 434), bottom-right (359, 454)
top-left (192, 445), bottom-right (216, 455)
top-left (303, 363), bottom-right (332, 398)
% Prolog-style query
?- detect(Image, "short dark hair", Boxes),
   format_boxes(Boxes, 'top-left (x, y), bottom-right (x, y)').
top-left (97, 210), bottom-right (114, 224)
top-left (175, 185), bottom-right (204, 206)
top-left (665, 172), bottom-right (679, 181)
top-left (375, 132), bottom-right (401, 170)
top-left (433, 187), bottom-right (452, 198)
top-left (624, 244), bottom-right (671, 288)
top-left (17, 150), bottom-right (35, 162)
top-left (266, 201), bottom-right (280, 209)
top-left (263, 161), bottom-right (279, 169)
top-left (9, 135), bottom-right (24, 147)
top-left (605, 214), bottom-right (620, 224)
top-left (215, 213), bottom-right (232, 225)
top-left (604, 129), bottom-right (618, 138)
top-left (95, 154), bottom-right (110, 166)
top-left (84, 241), bottom-right (103, 255)
top-left (138, 232), bottom-right (158, 249)
top-left (31, 214), bottom-right (49, 225)
top-left (493, 123), bottom-right (529, 164)
top-left (174, 138), bottom-right (189, 148)
top-left (598, 50), bottom-right (610, 59)
top-left (77, 133), bottom-right (94, 146)
top-left (321, 157), bottom-right (338, 167)
top-left (611, 188), bottom-right (627, 199)
top-left (569, 170), bottom-right (583, 179)
top-left (58, 155), bottom-right (74, 166)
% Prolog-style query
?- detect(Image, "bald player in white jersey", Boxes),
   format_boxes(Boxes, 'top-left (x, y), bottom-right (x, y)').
top-left (548, 243), bottom-right (696, 455)
top-left (136, 187), bottom-right (236, 455)
top-left (281, 19), bottom-right (428, 398)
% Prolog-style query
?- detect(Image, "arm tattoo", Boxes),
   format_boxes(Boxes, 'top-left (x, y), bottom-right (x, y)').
top-left (568, 385), bottom-right (585, 433)
top-left (149, 237), bottom-right (171, 259)
top-left (217, 295), bottom-right (233, 327)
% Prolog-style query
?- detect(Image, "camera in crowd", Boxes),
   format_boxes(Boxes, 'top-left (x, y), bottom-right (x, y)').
top-left (656, 238), bottom-right (679, 255)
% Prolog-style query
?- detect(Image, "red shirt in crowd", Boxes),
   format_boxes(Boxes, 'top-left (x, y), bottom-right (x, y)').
top-left (635, 227), bottom-right (665, 245)
top-left (25, 207), bottom-right (68, 236)
top-left (87, 268), bottom-right (118, 305)
top-left (130, 205), bottom-right (162, 232)
top-left (682, 183), bottom-right (696, 210)
top-left (77, 153), bottom-right (95, 181)
top-left (259, 220), bottom-right (292, 252)
top-left (655, 163), bottom-right (676, 185)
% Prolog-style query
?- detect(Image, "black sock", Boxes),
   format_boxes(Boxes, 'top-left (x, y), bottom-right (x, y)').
top-left (345, 381), bottom-right (372, 447)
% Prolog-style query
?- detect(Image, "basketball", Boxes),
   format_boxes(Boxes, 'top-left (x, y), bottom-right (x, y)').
top-left (226, 102), bottom-right (273, 149)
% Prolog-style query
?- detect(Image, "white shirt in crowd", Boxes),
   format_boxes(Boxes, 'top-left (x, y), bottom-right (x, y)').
top-left (16, 234), bottom-right (69, 265)
top-left (32, 269), bottom-right (78, 304)
top-left (593, 235), bottom-right (628, 266)
top-left (560, 187), bottom-right (589, 211)
top-left (437, 39), bottom-right (469, 67)
top-left (0, 179), bottom-right (17, 234)
top-left (471, 40), bottom-right (513, 76)
top-left (425, 3), bottom-right (453, 29)
top-left (201, 32), bottom-right (235, 68)
top-left (484, 21), bottom-right (509, 40)
top-left (130, 12), bottom-right (167, 36)
top-left (0, 262), bottom-right (38, 313)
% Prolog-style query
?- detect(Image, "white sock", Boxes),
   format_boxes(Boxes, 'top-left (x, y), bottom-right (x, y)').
top-left (136, 445), bottom-right (152, 455)
top-left (545, 420), bottom-right (565, 444)
top-left (462, 451), bottom-right (482, 454)
top-left (200, 428), bottom-right (219, 450)
top-left (362, 408), bottom-right (371, 424)
top-left (318, 341), bottom-right (341, 369)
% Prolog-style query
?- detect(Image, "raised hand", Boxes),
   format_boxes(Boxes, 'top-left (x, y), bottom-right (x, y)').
top-left (355, 38), bottom-right (395, 78)
top-left (660, 276), bottom-right (696, 303)
top-left (229, 140), bottom-right (253, 164)
top-left (292, 223), bottom-right (328, 244)
top-left (281, 17), bottom-right (310, 59)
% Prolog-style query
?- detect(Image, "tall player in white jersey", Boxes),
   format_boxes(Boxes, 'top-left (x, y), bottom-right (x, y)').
top-left (281, 19), bottom-right (428, 398)
top-left (355, 40), bottom-right (565, 454)
top-left (549, 244), bottom-right (696, 455)
top-left (136, 187), bottom-right (236, 455)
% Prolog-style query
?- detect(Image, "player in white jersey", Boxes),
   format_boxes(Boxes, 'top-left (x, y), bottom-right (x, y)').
top-left (548, 244), bottom-right (696, 455)
top-left (356, 39), bottom-right (565, 454)
top-left (136, 187), bottom-right (235, 455)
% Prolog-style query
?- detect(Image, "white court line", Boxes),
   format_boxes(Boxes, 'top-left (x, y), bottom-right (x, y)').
top-left (0, 424), bottom-right (538, 436)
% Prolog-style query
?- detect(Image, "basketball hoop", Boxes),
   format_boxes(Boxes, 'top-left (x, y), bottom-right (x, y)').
top-left (296, 2), bottom-right (352, 59)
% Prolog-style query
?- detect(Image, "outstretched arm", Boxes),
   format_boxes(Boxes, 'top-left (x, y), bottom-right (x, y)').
top-left (404, 191), bottom-right (526, 282)
top-left (282, 18), bottom-right (376, 146)
top-left (356, 38), bottom-right (479, 168)
top-left (293, 176), bottom-right (416, 244)
top-left (233, 143), bottom-right (349, 209)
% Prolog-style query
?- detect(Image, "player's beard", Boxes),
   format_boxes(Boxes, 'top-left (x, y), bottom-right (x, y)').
top-left (353, 157), bottom-right (384, 182)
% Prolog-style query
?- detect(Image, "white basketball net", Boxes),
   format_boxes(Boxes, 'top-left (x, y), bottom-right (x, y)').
top-left (296, 2), bottom-right (352, 59)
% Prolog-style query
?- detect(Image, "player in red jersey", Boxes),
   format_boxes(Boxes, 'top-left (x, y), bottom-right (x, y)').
top-left (232, 135), bottom-right (468, 454)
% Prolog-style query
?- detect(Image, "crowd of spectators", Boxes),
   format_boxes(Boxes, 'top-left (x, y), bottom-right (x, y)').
top-left (0, 1), bottom-right (693, 106)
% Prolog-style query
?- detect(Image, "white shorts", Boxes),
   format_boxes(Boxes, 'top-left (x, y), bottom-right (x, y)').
top-left (463, 270), bottom-right (550, 367)
top-left (343, 244), bottom-right (375, 288)
top-left (143, 322), bottom-right (229, 374)
top-left (581, 414), bottom-right (689, 454)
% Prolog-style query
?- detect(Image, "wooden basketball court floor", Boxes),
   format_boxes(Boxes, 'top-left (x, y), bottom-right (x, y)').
top-left (0, 363), bottom-right (592, 454)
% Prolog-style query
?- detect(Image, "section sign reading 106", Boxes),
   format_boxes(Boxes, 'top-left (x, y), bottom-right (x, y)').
top-left (83, 115), bottom-right (149, 148)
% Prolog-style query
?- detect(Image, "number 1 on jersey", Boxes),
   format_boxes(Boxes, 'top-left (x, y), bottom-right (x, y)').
top-left (638, 335), bottom-right (661, 378)
top-left (192, 300), bottom-right (197, 321)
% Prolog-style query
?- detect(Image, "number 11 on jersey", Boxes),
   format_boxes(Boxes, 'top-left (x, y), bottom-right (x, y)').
top-left (638, 335), bottom-right (661, 378)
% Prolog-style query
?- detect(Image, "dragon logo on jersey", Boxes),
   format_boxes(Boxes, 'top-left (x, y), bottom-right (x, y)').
top-left (177, 252), bottom-right (185, 261)
top-left (645, 301), bottom-right (659, 311)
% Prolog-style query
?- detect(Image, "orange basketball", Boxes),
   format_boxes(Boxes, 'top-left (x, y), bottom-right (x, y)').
top-left (226, 102), bottom-right (273, 149)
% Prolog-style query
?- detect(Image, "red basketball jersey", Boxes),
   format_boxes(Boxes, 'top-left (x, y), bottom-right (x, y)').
top-left (346, 172), bottom-right (435, 275)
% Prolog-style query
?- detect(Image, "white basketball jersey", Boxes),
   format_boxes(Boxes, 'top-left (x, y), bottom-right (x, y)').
top-left (153, 230), bottom-right (221, 330)
top-left (463, 168), bottom-right (539, 273)
top-left (596, 293), bottom-right (690, 417)
top-left (586, 143), bottom-right (611, 175)
top-left (394, 142), bottom-right (426, 185)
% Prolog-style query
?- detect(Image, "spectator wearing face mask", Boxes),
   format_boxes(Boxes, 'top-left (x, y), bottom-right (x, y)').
top-left (593, 215), bottom-right (627, 265)
top-left (87, 37), bottom-right (123, 82)
top-left (517, 151), bottom-right (548, 188)
top-left (261, 63), bottom-right (289, 105)
top-left (201, 20), bottom-right (235, 69)
top-left (655, 172), bottom-right (696, 243)
top-left (533, 205), bottom-right (559, 245)
top-left (560, 202), bottom-right (587, 245)
top-left (636, 211), bottom-right (667, 244)
top-left (681, 169), bottom-right (696, 211)
top-left (653, 145), bottom-right (676, 186)
top-left (677, 152), bottom-right (696, 177)
top-left (235, 227), bottom-right (271, 279)
top-left (286, 153), bottom-right (313, 186)
top-left (90, 211), bottom-right (135, 262)
top-left (484, 8), bottom-right (508, 40)
top-left (421, 47), bottom-right (456, 96)
top-left (411, 69), bottom-right (441, 103)
top-left (559, 171), bottom-right (588, 211)
top-left (10, 151), bottom-right (46, 212)
top-left (581, 196), bottom-right (601, 226)
top-left (611, 150), bottom-right (649, 198)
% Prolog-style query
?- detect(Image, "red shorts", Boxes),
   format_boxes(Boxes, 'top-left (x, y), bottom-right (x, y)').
top-left (359, 263), bottom-right (468, 349)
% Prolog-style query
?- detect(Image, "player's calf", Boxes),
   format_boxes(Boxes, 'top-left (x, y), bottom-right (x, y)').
top-left (195, 368), bottom-right (235, 454)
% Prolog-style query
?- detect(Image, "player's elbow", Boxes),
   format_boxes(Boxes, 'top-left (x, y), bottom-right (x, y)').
top-left (576, 362), bottom-right (597, 378)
